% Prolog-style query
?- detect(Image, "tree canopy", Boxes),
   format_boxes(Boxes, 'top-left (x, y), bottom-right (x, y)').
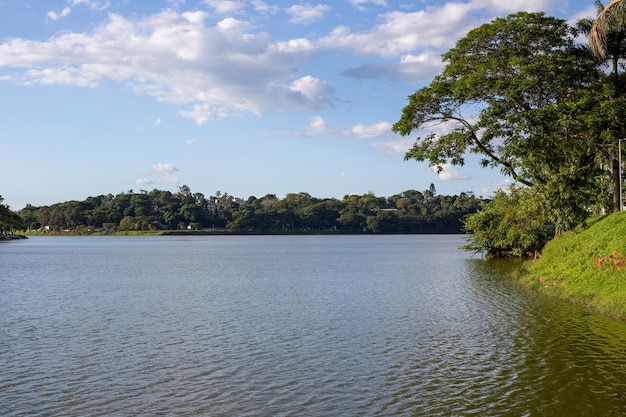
top-left (393, 12), bottom-right (599, 189)
top-left (394, 11), bottom-right (626, 255)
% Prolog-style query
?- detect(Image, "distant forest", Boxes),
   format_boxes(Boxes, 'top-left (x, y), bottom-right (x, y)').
top-left (17, 185), bottom-right (487, 234)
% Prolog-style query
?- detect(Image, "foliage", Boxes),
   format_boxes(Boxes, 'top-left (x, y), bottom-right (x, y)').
top-left (521, 211), bottom-right (626, 318)
top-left (393, 12), bottom-right (599, 189)
top-left (15, 187), bottom-right (485, 234)
top-left (463, 187), bottom-right (553, 258)
top-left (577, 1), bottom-right (626, 212)
top-left (0, 195), bottom-right (24, 234)
top-left (393, 11), bottom-right (626, 256)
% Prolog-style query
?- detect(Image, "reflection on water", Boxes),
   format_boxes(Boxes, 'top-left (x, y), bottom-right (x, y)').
top-left (1, 235), bottom-right (626, 416)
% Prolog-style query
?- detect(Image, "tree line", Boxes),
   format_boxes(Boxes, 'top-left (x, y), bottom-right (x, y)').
top-left (394, 7), bottom-right (626, 257)
top-left (11, 185), bottom-right (485, 234)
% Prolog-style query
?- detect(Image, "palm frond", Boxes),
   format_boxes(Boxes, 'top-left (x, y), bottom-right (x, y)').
top-left (589, 0), bottom-right (626, 58)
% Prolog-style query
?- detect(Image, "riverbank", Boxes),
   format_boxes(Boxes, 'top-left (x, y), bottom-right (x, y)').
top-left (519, 211), bottom-right (626, 319)
top-left (24, 229), bottom-right (463, 237)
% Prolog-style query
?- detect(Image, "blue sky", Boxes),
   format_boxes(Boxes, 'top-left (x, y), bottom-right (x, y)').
top-left (0, 0), bottom-right (596, 209)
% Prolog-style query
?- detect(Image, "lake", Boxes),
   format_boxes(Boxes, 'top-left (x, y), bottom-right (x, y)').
top-left (2, 235), bottom-right (626, 416)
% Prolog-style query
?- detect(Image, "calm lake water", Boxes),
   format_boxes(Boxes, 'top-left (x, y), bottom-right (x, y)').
top-left (2, 235), bottom-right (626, 416)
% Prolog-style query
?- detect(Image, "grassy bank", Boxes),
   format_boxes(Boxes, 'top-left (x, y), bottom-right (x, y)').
top-left (519, 211), bottom-right (626, 319)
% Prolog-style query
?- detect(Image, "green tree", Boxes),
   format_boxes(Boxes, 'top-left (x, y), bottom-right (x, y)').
top-left (366, 211), bottom-right (399, 233)
top-left (19, 204), bottom-right (40, 230)
top-left (119, 215), bottom-right (137, 231)
top-left (394, 12), bottom-right (599, 190)
top-left (393, 12), bottom-right (611, 245)
top-left (0, 196), bottom-right (24, 234)
top-left (464, 187), bottom-right (552, 258)
top-left (578, 1), bottom-right (626, 211)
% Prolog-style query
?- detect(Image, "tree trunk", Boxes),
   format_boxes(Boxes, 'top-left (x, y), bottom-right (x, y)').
top-left (613, 155), bottom-right (621, 212)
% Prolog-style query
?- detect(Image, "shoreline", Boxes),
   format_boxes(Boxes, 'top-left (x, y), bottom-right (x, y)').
top-left (23, 230), bottom-right (466, 237)
top-left (516, 211), bottom-right (626, 320)
top-left (0, 234), bottom-right (27, 240)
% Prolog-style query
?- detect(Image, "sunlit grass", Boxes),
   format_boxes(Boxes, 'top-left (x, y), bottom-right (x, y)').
top-left (521, 211), bottom-right (626, 318)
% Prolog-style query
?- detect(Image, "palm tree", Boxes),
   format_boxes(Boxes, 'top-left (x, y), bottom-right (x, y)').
top-left (580, 1), bottom-right (626, 212)
top-left (589, 0), bottom-right (626, 59)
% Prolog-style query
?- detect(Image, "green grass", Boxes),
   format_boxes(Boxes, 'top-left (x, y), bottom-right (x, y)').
top-left (520, 211), bottom-right (626, 319)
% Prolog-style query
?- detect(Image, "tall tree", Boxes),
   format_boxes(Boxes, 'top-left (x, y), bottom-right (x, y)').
top-left (394, 12), bottom-right (598, 186)
top-left (393, 12), bottom-right (606, 229)
top-left (578, 1), bottom-right (626, 211)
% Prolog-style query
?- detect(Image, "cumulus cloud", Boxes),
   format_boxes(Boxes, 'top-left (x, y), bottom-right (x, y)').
top-left (2, 0), bottom-right (567, 125)
top-left (470, 0), bottom-right (553, 13)
top-left (178, 104), bottom-right (233, 124)
top-left (250, 0), bottom-right (280, 14)
top-left (287, 4), bottom-right (330, 25)
top-left (47, 0), bottom-right (110, 20)
top-left (349, 0), bottom-right (388, 11)
top-left (47, 7), bottom-right (71, 21)
top-left (319, 4), bottom-right (476, 57)
top-left (431, 163), bottom-right (470, 180)
top-left (153, 163), bottom-right (180, 176)
top-left (371, 137), bottom-right (414, 153)
top-left (0, 10), bottom-right (328, 124)
top-left (287, 75), bottom-right (334, 104)
top-left (306, 116), bottom-right (330, 136)
top-left (203, 0), bottom-right (245, 14)
top-left (134, 178), bottom-right (153, 186)
top-left (71, 0), bottom-right (110, 10)
top-left (348, 121), bottom-right (393, 138)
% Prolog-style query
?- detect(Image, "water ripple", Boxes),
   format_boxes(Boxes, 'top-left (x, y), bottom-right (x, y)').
top-left (3, 236), bottom-right (626, 416)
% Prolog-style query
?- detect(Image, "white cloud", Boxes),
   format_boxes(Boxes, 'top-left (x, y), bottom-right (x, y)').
top-left (306, 116), bottom-right (330, 136)
top-left (178, 104), bottom-right (232, 124)
top-left (250, 0), bottom-right (280, 14)
top-left (70, 0), bottom-right (110, 10)
top-left (1, 1), bottom-right (565, 126)
top-left (348, 121), bottom-right (393, 138)
top-left (134, 178), bottom-right (153, 186)
top-left (153, 163), bottom-right (180, 176)
top-left (349, 0), bottom-right (388, 11)
top-left (47, 7), bottom-right (71, 21)
top-left (203, 0), bottom-right (245, 14)
top-left (469, 0), bottom-right (553, 13)
top-left (216, 16), bottom-right (249, 32)
top-left (287, 4), bottom-right (330, 25)
top-left (371, 137), bottom-right (414, 153)
top-left (320, 4), bottom-right (476, 57)
top-left (0, 10), bottom-right (327, 123)
top-left (25, 67), bottom-right (102, 87)
top-left (288, 76), bottom-right (331, 101)
top-left (394, 52), bottom-right (444, 81)
top-left (47, 0), bottom-right (109, 20)
top-left (431, 163), bottom-right (470, 180)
